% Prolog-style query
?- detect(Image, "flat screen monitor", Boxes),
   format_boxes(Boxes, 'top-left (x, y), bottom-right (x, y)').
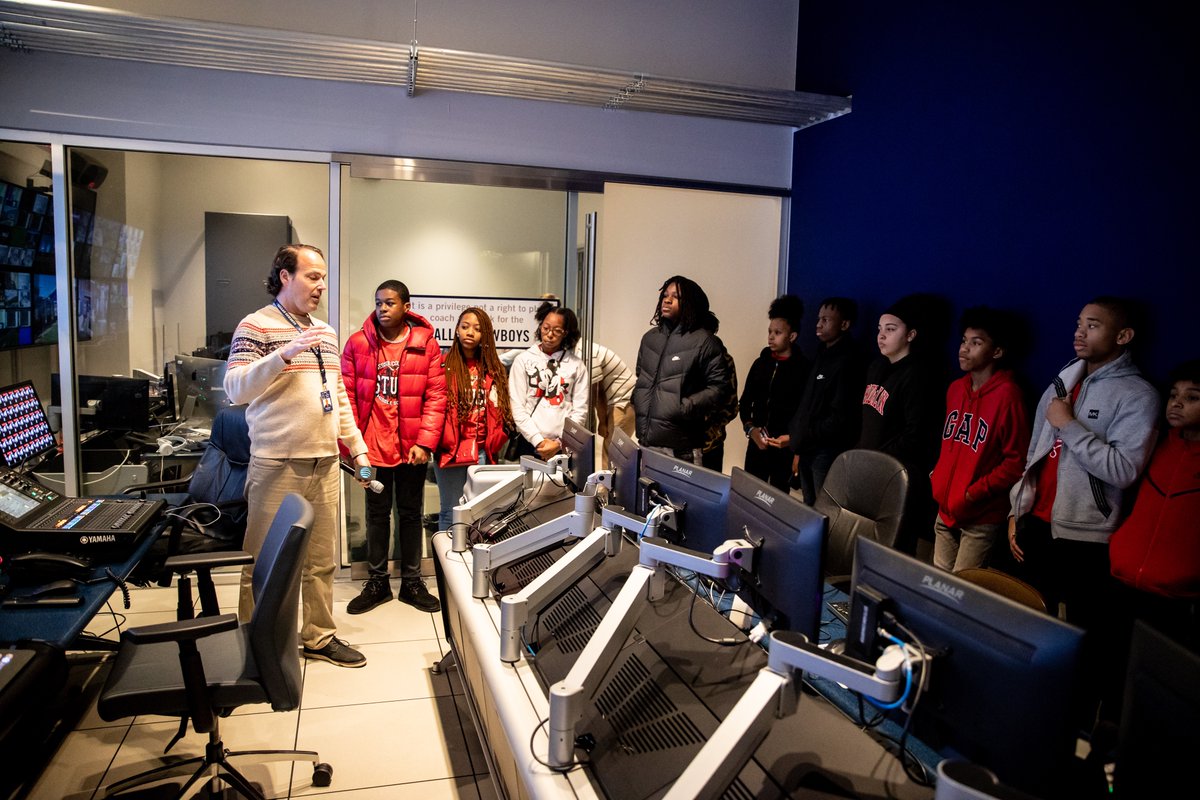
top-left (173, 353), bottom-right (231, 421)
top-left (560, 418), bottom-right (596, 493)
top-left (636, 448), bottom-right (730, 554)
top-left (849, 537), bottom-right (1084, 794)
top-left (605, 426), bottom-right (640, 510)
top-left (725, 467), bottom-right (826, 639)
top-left (51, 373), bottom-right (152, 432)
top-left (0, 381), bottom-right (57, 468)
top-left (1115, 621), bottom-right (1200, 797)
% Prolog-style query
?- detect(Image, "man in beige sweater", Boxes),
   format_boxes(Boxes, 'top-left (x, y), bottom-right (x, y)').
top-left (225, 244), bottom-right (372, 668)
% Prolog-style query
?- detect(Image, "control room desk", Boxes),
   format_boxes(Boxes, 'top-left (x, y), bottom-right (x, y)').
top-left (435, 530), bottom-right (933, 800)
top-left (0, 526), bottom-right (161, 649)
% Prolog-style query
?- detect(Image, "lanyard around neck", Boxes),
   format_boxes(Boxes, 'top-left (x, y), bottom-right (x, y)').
top-left (273, 300), bottom-right (328, 389)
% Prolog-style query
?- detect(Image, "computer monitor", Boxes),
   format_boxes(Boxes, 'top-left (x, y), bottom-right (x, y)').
top-left (1114, 620), bottom-right (1200, 797)
top-left (725, 468), bottom-right (827, 639)
top-left (605, 426), bottom-right (640, 510)
top-left (560, 418), bottom-right (596, 493)
top-left (849, 537), bottom-right (1085, 794)
top-left (51, 374), bottom-right (152, 433)
top-left (636, 448), bottom-right (730, 554)
top-left (0, 381), bottom-right (57, 469)
top-left (173, 353), bottom-right (231, 421)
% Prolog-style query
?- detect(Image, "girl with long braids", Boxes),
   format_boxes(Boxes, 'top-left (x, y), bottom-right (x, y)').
top-left (434, 307), bottom-right (515, 531)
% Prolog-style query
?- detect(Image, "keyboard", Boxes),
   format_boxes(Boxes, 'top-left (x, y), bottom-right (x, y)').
top-left (25, 497), bottom-right (161, 533)
top-left (828, 600), bottom-right (850, 624)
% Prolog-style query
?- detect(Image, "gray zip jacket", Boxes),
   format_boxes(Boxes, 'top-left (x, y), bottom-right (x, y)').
top-left (1009, 351), bottom-right (1159, 543)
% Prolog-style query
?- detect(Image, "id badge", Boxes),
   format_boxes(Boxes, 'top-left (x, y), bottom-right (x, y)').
top-left (320, 389), bottom-right (333, 413)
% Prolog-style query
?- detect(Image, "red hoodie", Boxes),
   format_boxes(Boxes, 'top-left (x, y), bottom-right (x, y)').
top-left (930, 370), bottom-right (1030, 527)
top-left (1109, 431), bottom-right (1200, 598)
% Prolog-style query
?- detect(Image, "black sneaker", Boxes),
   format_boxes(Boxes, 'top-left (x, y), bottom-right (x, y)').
top-left (347, 577), bottom-right (392, 615)
top-left (399, 579), bottom-right (441, 613)
top-left (303, 636), bottom-right (367, 668)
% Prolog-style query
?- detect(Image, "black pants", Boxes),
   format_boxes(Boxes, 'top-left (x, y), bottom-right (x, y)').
top-left (1011, 516), bottom-right (1123, 727)
top-left (364, 463), bottom-right (427, 581)
top-left (744, 441), bottom-right (793, 490)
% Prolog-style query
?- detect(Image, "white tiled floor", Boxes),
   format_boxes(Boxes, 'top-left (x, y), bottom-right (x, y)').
top-left (25, 572), bottom-right (497, 800)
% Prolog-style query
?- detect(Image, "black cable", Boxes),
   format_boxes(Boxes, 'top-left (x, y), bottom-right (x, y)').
top-left (528, 717), bottom-right (588, 773)
top-left (685, 578), bottom-right (746, 647)
top-left (105, 567), bottom-right (132, 609)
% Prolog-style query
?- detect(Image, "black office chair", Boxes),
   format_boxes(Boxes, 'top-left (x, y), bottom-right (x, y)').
top-left (815, 449), bottom-right (909, 584)
top-left (97, 494), bottom-right (332, 799)
top-left (125, 405), bottom-right (250, 613)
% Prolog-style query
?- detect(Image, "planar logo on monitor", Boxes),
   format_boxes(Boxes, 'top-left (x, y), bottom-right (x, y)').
top-left (671, 465), bottom-right (693, 478)
top-left (920, 573), bottom-right (964, 603)
top-left (754, 489), bottom-right (776, 507)
top-left (79, 534), bottom-right (117, 545)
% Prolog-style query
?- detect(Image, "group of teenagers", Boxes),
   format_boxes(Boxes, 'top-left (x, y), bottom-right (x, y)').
top-left (223, 243), bottom-right (1198, 744)
top-left (222, 244), bottom-right (640, 669)
top-left (735, 286), bottom-right (1198, 743)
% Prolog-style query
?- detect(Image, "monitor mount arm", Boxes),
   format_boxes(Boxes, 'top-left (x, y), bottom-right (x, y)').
top-left (449, 454), bottom-right (568, 552)
top-left (471, 490), bottom-right (595, 598)
top-left (663, 629), bottom-right (927, 799)
top-left (545, 532), bottom-right (756, 769)
top-left (498, 502), bottom-right (677, 663)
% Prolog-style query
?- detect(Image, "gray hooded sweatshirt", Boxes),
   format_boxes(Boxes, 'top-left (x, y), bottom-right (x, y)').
top-left (1009, 351), bottom-right (1159, 543)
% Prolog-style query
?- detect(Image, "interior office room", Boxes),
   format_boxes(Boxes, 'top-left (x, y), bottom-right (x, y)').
top-left (0, 1), bottom-right (1196, 799)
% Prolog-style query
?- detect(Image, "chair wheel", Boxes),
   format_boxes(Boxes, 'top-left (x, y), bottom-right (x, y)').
top-left (313, 762), bottom-right (333, 787)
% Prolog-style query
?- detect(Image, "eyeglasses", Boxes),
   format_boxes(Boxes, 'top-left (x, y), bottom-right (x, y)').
top-left (540, 325), bottom-right (566, 336)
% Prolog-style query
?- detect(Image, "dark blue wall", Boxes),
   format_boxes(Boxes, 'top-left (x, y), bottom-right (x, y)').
top-left (789, 1), bottom-right (1196, 392)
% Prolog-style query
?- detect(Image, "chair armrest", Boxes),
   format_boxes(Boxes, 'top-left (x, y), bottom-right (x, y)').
top-left (164, 550), bottom-right (254, 573)
top-left (123, 613), bottom-right (239, 645)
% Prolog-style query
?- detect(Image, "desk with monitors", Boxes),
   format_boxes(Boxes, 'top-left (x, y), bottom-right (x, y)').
top-left (436, 436), bottom-right (937, 799)
top-left (436, 516), bottom-right (932, 799)
top-left (437, 424), bottom-right (1104, 799)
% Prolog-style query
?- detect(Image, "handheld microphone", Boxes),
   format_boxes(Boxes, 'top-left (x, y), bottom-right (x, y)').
top-left (340, 461), bottom-right (383, 494)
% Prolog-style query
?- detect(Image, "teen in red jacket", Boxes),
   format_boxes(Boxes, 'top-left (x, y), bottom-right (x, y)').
top-left (1109, 359), bottom-right (1200, 641)
top-left (341, 280), bottom-right (446, 615)
top-left (435, 307), bottom-right (514, 532)
top-left (931, 307), bottom-right (1029, 572)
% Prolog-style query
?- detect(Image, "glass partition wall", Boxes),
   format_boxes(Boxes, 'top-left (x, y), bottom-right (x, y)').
top-left (61, 148), bottom-right (331, 497)
top-left (6, 137), bottom-right (589, 575)
top-left (0, 140), bottom-right (57, 399)
top-left (339, 169), bottom-right (574, 570)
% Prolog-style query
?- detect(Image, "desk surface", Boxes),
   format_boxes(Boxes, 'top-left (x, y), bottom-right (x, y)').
top-left (437, 530), bottom-right (934, 800)
top-left (0, 526), bottom-right (161, 648)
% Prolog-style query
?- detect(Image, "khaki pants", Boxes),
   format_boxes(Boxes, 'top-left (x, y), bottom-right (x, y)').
top-left (240, 455), bottom-right (340, 650)
top-left (598, 403), bottom-right (636, 469)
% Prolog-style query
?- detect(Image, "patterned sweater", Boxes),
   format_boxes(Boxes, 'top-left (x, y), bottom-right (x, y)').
top-left (224, 303), bottom-right (367, 460)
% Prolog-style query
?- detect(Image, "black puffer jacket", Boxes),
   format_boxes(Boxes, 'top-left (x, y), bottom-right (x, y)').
top-left (633, 321), bottom-right (731, 450)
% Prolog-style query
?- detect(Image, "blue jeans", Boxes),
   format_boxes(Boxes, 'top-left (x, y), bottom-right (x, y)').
top-left (434, 452), bottom-right (490, 533)
top-left (797, 449), bottom-right (836, 506)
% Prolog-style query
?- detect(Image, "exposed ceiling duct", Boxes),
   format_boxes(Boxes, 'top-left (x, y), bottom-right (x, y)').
top-left (0, 0), bottom-right (851, 129)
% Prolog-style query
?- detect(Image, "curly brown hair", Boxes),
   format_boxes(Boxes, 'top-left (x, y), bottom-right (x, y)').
top-left (444, 307), bottom-right (513, 427)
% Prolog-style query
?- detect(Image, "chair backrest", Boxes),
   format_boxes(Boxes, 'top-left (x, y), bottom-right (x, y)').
top-left (954, 567), bottom-right (1047, 613)
top-left (247, 493), bottom-right (314, 712)
top-left (815, 448), bottom-right (909, 578)
top-left (185, 404), bottom-right (250, 543)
